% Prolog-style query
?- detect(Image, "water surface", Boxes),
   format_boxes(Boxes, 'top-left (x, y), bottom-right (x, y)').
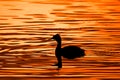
top-left (0, 0), bottom-right (120, 80)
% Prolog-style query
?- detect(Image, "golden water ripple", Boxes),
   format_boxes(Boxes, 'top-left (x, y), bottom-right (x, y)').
top-left (0, 0), bottom-right (120, 80)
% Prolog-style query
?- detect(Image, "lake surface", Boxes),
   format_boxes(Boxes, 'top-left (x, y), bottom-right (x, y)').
top-left (0, 0), bottom-right (120, 80)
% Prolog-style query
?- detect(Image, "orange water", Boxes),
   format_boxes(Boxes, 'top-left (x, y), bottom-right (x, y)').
top-left (0, 0), bottom-right (120, 80)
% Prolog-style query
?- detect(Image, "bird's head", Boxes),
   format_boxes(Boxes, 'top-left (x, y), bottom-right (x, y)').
top-left (51, 34), bottom-right (61, 43)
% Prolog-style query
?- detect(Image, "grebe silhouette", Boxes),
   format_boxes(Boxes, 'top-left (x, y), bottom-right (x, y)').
top-left (51, 34), bottom-right (85, 69)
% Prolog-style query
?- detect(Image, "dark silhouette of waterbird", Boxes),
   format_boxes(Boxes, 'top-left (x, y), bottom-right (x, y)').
top-left (51, 34), bottom-right (85, 70)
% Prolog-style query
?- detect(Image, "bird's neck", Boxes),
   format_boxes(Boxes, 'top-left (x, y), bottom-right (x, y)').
top-left (55, 39), bottom-right (62, 69)
top-left (56, 41), bottom-right (61, 50)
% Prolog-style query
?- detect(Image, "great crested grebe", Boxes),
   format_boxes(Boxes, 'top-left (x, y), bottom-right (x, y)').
top-left (51, 34), bottom-right (85, 69)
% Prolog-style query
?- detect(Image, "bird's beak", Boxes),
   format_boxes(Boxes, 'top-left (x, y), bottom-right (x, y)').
top-left (46, 37), bottom-right (54, 41)
top-left (51, 37), bottom-right (53, 40)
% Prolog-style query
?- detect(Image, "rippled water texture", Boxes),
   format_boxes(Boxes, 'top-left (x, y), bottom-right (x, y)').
top-left (0, 0), bottom-right (120, 80)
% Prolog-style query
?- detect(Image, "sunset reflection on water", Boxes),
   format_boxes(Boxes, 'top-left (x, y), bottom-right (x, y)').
top-left (0, 0), bottom-right (120, 80)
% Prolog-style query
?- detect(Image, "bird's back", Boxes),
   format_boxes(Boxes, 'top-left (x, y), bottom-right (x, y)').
top-left (61, 46), bottom-right (85, 59)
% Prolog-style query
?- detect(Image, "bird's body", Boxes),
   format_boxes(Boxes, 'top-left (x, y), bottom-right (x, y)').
top-left (61, 46), bottom-right (85, 59)
top-left (51, 34), bottom-right (85, 69)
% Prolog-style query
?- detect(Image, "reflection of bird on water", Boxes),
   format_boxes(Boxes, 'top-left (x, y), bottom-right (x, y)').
top-left (51, 34), bottom-right (85, 70)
